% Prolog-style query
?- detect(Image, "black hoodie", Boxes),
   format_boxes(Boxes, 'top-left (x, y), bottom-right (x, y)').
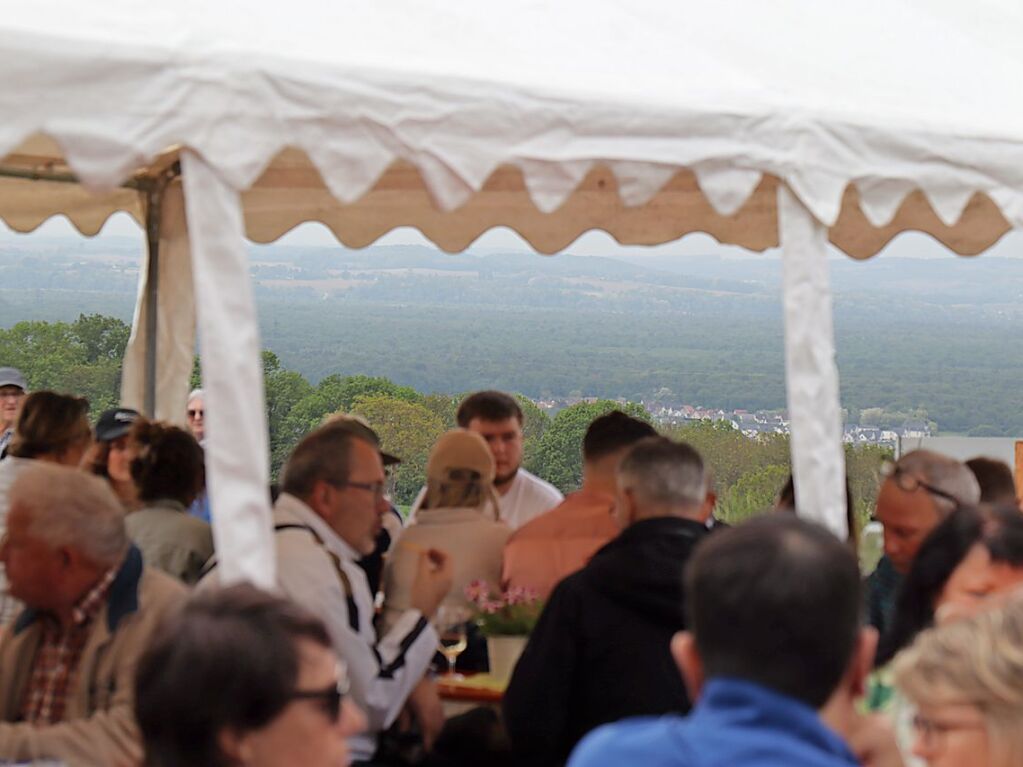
top-left (503, 516), bottom-right (709, 767)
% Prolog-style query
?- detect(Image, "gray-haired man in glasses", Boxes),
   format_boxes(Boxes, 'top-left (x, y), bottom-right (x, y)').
top-left (866, 450), bottom-right (980, 637)
top-left (263, 419), bottom-right (452, 765)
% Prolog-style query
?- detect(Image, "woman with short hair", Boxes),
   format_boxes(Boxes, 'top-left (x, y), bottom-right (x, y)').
top-left (894, 596), bottom-right (1023, 767)
top-left (135, 584), bottom-right (365, 767)
top-left (124, 420), bottom-right (213, 584)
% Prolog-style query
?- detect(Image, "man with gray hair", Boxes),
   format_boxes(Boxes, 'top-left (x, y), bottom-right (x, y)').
top-left (0, 463), bottom-right (185, 766)
top-left (504, 436), bottom-right (712, 767)
top-left (867, 449), bottom-right (981, 637)
top-left (185, 388), bottom-right (204, 445)
top-left (267, 420), bottom-right (451, 763)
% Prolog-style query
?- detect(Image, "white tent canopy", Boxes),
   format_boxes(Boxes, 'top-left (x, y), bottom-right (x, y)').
top-left (2, 0), bottom-right (1022, 582)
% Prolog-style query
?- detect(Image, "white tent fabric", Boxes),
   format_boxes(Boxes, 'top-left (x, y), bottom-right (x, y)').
top-left (2, 0), bottom-right (1023, 571)
top-left (3, 1), bottom-right (1023, 226)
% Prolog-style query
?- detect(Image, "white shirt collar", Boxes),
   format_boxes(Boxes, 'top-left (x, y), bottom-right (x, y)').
top-left (274, 492), bottom-right (362, 562)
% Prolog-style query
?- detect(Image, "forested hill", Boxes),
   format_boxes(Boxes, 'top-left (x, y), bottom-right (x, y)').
top-left (1, 236), bottom-right (1022, 435)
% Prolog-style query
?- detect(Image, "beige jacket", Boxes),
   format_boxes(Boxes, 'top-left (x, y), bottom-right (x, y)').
top-left (382, 506), bottom-right (511, 631)
top-left (0, 547), bottom-right (186, 766)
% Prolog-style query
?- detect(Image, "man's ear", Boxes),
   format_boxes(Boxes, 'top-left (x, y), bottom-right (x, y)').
top-left (218, 728), bottom-right (252, 764)
top-left (308, 479), bottom-right (333, 518)
top-left (699, 492), bottom-right (717, 524)
top-left (848, 626), bottom-right (879, 698)
top-left (671, 631), bottom-right (704, 701)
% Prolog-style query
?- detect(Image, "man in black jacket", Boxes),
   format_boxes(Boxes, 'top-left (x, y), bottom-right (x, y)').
top-left (503, 436), bottom-right (711, 767)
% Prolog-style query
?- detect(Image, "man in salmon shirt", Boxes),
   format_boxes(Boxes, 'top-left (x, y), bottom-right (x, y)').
top-left (501, 410), bottom-right (656, 599)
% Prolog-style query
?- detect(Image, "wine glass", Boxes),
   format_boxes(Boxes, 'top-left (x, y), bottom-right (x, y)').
top-left (435, 605), bottom-right (471, 678)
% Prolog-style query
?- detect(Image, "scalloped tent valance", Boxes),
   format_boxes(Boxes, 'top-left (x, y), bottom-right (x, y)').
top-left (0, 140), bottom-right (1014, 258)
top-left (2, 0), bottom-right (1021, 585)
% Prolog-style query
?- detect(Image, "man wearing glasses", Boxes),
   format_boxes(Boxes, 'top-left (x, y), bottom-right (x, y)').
top-left (268, 420), bottom-right (453, 765)
top-left (0, 367), bottom-right (27, 457)
top-left (185, 388), bottom-right (205, 446)
top-left (867, 450), bottom-right (980, 637)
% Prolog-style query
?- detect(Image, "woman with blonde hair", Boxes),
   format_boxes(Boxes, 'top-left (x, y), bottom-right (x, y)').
top-left (894, 595), bottom-right (1023, 767)
top-left (382, 429), bottom-right (510, 658)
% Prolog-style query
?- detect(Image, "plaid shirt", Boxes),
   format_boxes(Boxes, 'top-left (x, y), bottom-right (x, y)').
top-left (20, 563), bottom-right (120, 725)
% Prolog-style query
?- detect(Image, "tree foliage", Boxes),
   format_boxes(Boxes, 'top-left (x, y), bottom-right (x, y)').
top-left (527, 400), bottom-right (650, 493)
top-left (351, 394), bottom-right (446, 504)
top-left (0, 314), bottom-right (129, 417)
top-left (5, 315), bottom-right (891, 523)
top-left (269, 373), bottom-right (422, 477)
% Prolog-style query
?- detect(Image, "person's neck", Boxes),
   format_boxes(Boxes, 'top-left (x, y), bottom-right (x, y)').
top-left (51, 566), bottom-right (109, 630)
top-left (580, 465), bottom-right (617, 497)
top-left (818, 688), bottom-right (857, 740)
top-left (494, 471), bottom-right (519, 497)
top-left (632, 504), bottom-right (703, 525)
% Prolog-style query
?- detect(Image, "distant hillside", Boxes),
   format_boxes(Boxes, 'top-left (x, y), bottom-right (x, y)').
top-left (2, 238), bottom-right (1023, 434)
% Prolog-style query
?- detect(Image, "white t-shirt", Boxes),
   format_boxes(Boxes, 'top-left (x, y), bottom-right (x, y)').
top-left (408, 468), bottom-right (563, 531)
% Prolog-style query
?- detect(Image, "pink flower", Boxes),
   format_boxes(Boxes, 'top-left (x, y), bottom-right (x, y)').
top-left (464, 580), bottom-right (489, 604)
top-left (481, 599), bottom-right (504, 615)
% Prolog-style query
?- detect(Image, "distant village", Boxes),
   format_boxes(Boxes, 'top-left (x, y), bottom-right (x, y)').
top-left (535, 397), bottom-right (933, 447)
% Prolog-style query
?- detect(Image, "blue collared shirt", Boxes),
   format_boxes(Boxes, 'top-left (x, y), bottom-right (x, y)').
top-left (568, 678), bottom-right (858, 767)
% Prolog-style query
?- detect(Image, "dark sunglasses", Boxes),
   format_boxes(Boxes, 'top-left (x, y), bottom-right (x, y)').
top-left (288, 675), bottom-right (350, 720)
top-left (187, 409), bottom-right (204, 418)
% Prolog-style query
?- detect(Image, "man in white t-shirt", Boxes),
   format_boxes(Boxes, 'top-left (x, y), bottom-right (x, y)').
top-left (410, 390), bottom-right (563, 530)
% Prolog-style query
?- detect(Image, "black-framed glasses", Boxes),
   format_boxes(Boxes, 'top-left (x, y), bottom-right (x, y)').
top-left (880, 460), bottom-right (962, 507)
top-left (187, 409), bottom-right (204, 418)
top-left (335, 480), bottom-right (387, 499)
top-left (289, 674), bottom-right (350, 720)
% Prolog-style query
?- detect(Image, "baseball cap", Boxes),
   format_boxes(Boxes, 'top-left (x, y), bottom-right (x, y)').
top-left (323, 413), bottom-right (401, 465)
top-left (95, 407), bottom-right (141, 442)
top-left (427, 429), bottom-right (495, 483)
top-left (0, 367), bottom-right (27, 391)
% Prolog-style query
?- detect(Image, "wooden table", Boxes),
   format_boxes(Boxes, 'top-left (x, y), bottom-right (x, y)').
top-left (437, 673), bottom-right (505, 717)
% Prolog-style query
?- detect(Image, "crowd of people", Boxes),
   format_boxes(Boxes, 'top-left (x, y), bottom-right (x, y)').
top-left (0, 373), bottom-right (1021, 767)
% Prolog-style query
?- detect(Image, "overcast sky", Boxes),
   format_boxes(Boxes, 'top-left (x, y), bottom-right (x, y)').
top-left (3, 210), bottom-right (1021, 261)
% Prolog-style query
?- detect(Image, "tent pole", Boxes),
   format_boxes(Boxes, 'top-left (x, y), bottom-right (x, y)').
top-left (180, 150), bottom-right (274, 587)
top-left (140, 164), bottom-right (181, 417)
top-left (778, 184), bottom-right (848, 540)
top-left (142, 186), bottom-right (160, 417)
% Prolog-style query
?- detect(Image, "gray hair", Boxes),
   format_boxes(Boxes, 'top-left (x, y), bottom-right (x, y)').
top-left (898, 450), bottom-right (981, 516)
top-left (618, 436), bottom-right (707, 509)
top-left (9, 463), bottom-right (128, 567)
top-left (187, 388), bottom-right (204, 405)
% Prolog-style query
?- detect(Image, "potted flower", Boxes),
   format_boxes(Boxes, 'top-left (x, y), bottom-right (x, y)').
top-left (464, 581), bottom-right (543, 680)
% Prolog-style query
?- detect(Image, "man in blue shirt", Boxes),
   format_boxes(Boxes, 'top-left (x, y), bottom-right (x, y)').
top-left (569, 514), bottom-right (885, 767)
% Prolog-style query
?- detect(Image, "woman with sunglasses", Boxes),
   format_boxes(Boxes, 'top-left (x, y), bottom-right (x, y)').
top-left (135, 584), bottom-right (365, 767)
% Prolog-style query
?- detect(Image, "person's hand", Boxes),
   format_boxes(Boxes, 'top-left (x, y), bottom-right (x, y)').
top-left (846, 713), bottom-right (906, 767)
top-left (410, 548), bottom-right (453, 618)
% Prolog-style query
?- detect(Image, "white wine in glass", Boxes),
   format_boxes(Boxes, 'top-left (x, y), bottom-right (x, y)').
top-left (435, 605), bottom-right (471, 678)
